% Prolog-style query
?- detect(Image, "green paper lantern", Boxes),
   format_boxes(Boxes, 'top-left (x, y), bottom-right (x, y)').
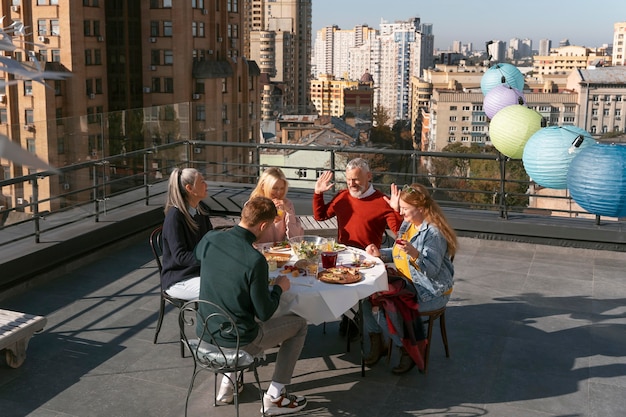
top-left (489, 105), bottom-right (544, 159)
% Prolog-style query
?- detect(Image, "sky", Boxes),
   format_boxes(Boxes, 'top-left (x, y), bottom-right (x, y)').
top-left (312, 0), bottom-right (626, 51)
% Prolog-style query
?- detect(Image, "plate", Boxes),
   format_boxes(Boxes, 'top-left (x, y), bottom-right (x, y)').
top-left (341, 259), bottom-right (376, 269)
top-left (270, 241), bottom-right (291, 251)
top-left (318, 267), bottom-right (361, 284)
top-left (333, 243), bottom-right (347, 252)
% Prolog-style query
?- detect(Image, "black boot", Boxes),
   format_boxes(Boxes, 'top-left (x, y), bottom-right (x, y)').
top-left (364, 333), bottom-right (387, 366)
top-left (392, 347), bottom-right (415, 374)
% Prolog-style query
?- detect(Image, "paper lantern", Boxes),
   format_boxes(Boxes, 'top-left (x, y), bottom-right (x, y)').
top-left (567, 143), bottom-right (626, 217)
top-left (489, 105), bottom-right (544, 159)
top-left (483, 84), bottom-right (526, 119)
top-left (522, 126), bottom-right (595, 189)
top-left (480, 63), bottom-right (525, 96)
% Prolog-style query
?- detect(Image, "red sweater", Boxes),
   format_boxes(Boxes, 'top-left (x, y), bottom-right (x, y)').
top-left (313, 190), bottom-right (402, 249)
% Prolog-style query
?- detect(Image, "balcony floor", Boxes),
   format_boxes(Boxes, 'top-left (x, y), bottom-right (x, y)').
top-left (2, 233), bottom-right (626, 416)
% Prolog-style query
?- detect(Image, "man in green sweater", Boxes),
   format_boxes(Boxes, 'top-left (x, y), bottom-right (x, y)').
top-left (195, 196), bottom-right (307, 415)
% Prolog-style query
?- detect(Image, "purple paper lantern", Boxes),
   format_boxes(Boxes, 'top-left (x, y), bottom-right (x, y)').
top-left (483, 84), bottom-right (526, 119)
top-left (567, 143), bottom-right (626, 218)
top-left (489, 105), bottom-right (544, 159)
top-left (522, 126), bottom-right (595, 189)
top-left (480, 63), bottom-right (525, 96)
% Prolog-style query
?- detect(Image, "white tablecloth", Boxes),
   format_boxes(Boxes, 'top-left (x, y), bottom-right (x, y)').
top-left (269, 247), bottom-right (388, 325)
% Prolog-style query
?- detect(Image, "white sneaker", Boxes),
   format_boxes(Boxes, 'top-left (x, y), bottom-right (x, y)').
top-left (216, 379), bottom-right (244, 405)
top-left (261, 389), bottom-right (307, 415)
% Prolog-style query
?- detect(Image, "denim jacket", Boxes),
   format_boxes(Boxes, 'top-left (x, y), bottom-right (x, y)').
top-left (380, 220), bottom-right (454, 303)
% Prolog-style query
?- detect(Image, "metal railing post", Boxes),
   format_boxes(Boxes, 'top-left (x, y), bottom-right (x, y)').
top-left (32, 177), bottom-right (40, 243)
top-left (144, 152), bottom-right (150, 205)
top-left (93, 164), bottom-right (99, 222)
top-left (498, 153), bottom-right (508, 219)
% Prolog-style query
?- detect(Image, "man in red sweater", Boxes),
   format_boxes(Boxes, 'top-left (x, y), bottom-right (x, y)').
top-left (313, 158), bottom-right (402, 250)
top-left (313, 158), bottom-right (402, 338)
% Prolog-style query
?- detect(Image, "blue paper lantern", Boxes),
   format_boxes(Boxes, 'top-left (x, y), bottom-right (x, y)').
top-left (483, 84), bottom-right (526, 119)
top-left (523, 126), bottom-right (595, 189)
top-left (480, 63), bottom-right (525, 96)
top-left (489, 105), bottom-right (544, 159)
top-left (567, 143), bottom-right (626, 217)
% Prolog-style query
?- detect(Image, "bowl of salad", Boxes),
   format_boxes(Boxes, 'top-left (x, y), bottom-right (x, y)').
top-left (288, 235), bottom-right (328, 262)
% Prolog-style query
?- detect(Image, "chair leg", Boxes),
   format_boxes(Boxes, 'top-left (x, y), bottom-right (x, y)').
top-left (154, 297), bottom-right (166, 344)
top-left (185, 368), bottom-right (199, 417)
top-left (422, 316), bottom-right (436, 375)
top-left (252, 362), bottom-right (265, 416)
top-left (439, 311), bottom-right (450, 358)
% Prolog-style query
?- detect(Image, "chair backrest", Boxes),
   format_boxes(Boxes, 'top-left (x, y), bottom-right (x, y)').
top-left (149, 226), bottom-right (164, 275)
top-left (179, 300), bottom-right (254, 372)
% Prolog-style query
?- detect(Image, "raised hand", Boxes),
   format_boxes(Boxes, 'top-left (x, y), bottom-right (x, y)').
top-left (314, 171), bottom-right (334, 194)
top-left (383, 183), bottom-right (401, 211)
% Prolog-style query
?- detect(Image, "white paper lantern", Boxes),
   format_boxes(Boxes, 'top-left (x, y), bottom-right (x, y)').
top-left (489, 105), bottom-right (544, 159)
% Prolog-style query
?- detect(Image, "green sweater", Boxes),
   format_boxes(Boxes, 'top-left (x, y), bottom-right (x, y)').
top-left (195, 225), bottom-right (283, 347)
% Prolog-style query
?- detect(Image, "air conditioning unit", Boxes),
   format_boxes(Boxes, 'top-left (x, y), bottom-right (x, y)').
top-left (149, 37), bottom-right (157, 43)
top-left (192, 93), bottom-right (201, 100)
top-left (23, 124), bottom-right (34, 132)
top-left (38, 36), bottom-right (48, 43)
top-left (17, 197), bottom-right (25, 205)
top-left (0, 94), bottom-right (5, 103)
top-left (194, 147), bottom-right (202, 154)
top-left (223, 119), bottom-right (230, 124)
top-left (149, 65), bottom-right (157, 71)
top-left (207, 49), bottom-right (214, 54)
top-left (97, 36), bottom-right (104, 42)
top-left (63, 183), bottom-right (70, 190)
top-left (89, 93), bottom-right (95, 99)
top-left (143, 87), bottom-right (151, 93)
top-left (11, 5), bottom-right (20, 12)
top-left (202, 9), bottom-right (208, 15)
top-left (218, 37), bottom-right (223, 42)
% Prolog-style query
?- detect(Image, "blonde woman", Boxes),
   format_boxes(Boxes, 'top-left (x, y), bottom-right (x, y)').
top-left (249, 167), bottom-right (303, 244)
top-left (161, 168), bottom-right (213, 300)
top-left (363, 183), bottom-right (457, 374)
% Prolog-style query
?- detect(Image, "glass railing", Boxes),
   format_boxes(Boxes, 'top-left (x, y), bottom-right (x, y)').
top-left (2, 136), bottom-right (610, 249)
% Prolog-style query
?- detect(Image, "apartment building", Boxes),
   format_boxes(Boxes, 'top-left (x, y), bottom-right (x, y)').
top-left (309, 74), bottom-right (373, 118)
top-left (566, 66), bottom-right (626, 137)
top-left (613, 21), bottom-right (626, 66)
top-left (248, 0), bottom-right (312, 114)
top-left (0, 1), bottom-right (261, 213)
top-left (533, 45), bottom-right (611, 75)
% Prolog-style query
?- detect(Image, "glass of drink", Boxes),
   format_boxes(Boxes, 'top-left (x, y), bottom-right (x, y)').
top-left (321, 251), bottom-right (338, 269)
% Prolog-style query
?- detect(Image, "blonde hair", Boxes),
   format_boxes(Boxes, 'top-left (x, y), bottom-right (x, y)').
top-left (400, 183), bottom-right (458, 258)
top-left (250, 167), bottom-right (288, 200)
top-left (164, 167), bottom-right (208, 231)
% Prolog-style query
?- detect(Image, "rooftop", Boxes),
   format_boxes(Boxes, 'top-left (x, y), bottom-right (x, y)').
top-left (1, 198), bottom-right (626, 416)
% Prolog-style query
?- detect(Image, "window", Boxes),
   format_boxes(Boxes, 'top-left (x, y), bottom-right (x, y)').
top-left (450, 106), bottom-right (457, 111)
top-left (163, 0), bottom-right (172, 7)
top-left (95, 78), bottom-right (102, 94)
top-left (222, 78), bottom-right (227, 93)
top-left (163, 21), bottom-right (173, 37)
top-left (151, 50), bottom-right (160, 65)
top-left (195, 81), bottom-right (205, 94)
top-left (591, 125), bottom-right (597, 134)
top-left (55, 108), bottom-right (63, 124)
top-left (25, 109), bottom-right (34, 124)
top-left (604, 109), bottom-right (610, 116)
top-left (38, 19), bottom-right (47, 36)
top-left (164, 77), bottom-right (173, 93)
top-left (163, 50), bottom-right (173, 65)
top-left (151, 77), bottom-right (160, 93)
top-left (51, 49), bottom-right (60, 62)
top-left (195, 104), bottom-right (206, 121)
top-left (192, 0), bottom-right (205, 7)
top-left (84, 20), bottom-right (91, 36)
top-left (86, 78), bottom-right (93, 95)
top-left (54, 80), bottom-right (62, 95)
top-left (85, 49), bottom-right (92, 65)
top-left (0, 109), bottom-right (7, 124)
top-left (94, 49), bottom-right (101, 64)
top-left (27, 139), bottom-right (35, 153)
top-left (150, 21), bottom-right (159, 37)
top-left (93, 21), bottom-right (100, 36)
top-left (617, 95), bottom-right (622, 102)
top-left (23, 80), bottom-right (33, 96)
top-left (50, 20), bottom-right (59, 36)
top-left (449, 116), bottom-right (456, 122)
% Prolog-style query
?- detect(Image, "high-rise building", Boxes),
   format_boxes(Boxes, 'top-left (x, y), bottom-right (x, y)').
top-left (0, 1), bottom-right (261, 212)
top-left (248, 0), bottom-right (312, 114)
top-left (312, 25), bottom-right (377, 79)
top-left (539, 39), bottom-right (552, 57)
top-left (613, 21), bottom-right (626, 66)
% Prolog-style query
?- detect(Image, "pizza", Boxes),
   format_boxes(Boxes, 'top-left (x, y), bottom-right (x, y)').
top-left (342, 259), bottom-right (376, 269)
top-left (318, 266), bottom-right (361, 284)
top-left (270, 241), bottom-right (291, 251)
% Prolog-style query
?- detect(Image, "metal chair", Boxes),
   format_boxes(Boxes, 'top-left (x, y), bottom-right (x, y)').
top-left (419, 306), bottom-right (450, 374)
top-left (149, 225), bottom-right (187, 357)
top-left (179, 300), bottom-right (264, 417)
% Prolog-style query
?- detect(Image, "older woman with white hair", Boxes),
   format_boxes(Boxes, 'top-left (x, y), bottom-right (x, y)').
top-left (161, 167), bottom-right (213, 300)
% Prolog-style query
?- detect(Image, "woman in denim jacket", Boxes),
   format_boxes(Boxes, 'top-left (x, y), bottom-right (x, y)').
top-left (362, 183), bottom-right (457, 374)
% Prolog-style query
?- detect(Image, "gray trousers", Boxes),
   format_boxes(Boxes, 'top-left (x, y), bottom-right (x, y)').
top-left (243, 313), bottom-right (307, 385)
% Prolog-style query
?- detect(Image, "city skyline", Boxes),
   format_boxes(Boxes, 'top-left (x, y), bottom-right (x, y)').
top-left (312, 0), bottom-right (626, 51)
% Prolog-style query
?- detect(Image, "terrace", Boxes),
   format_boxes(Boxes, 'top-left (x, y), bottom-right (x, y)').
top-left (1, 141), bottom-right (626, 416)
